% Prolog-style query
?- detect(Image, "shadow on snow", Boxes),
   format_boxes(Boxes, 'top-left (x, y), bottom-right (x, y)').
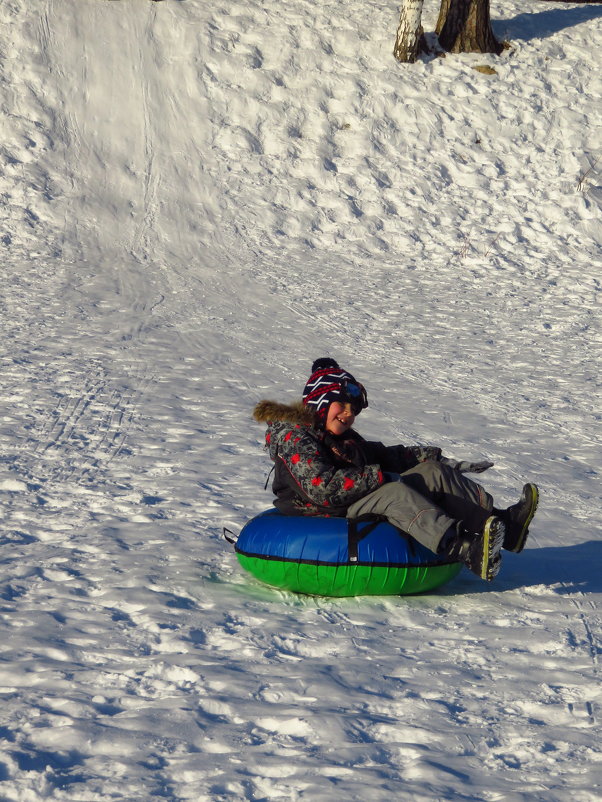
top-left (498, 4), bottom-right (602, 42)
top-left (496, 538), bottom-right (602, 595)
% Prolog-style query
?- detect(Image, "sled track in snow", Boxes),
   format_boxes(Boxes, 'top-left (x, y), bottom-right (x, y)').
top-left (19, 363), bottom-right (150, 488)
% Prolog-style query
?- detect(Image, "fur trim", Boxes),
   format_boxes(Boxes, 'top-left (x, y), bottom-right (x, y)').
top-left (253, 399), bottom-right (318, 426)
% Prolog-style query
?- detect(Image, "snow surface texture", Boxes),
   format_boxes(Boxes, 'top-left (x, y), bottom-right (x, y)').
top-left (0, 0), bottom-right (601, 799)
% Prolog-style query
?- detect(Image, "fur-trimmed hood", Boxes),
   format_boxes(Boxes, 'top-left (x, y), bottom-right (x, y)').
top-left (253, 399), bottom-right (323, 463)
top-left (253, 399), bottom-right (319, 427)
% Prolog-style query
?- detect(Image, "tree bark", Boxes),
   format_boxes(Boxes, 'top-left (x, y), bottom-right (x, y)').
top-left (436, 0), bottom-right (502, 54)
top-left (393, 0), bottom-right (425, 63)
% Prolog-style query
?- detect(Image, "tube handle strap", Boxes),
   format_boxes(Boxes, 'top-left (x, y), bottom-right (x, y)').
top-left (347, 514), bottom-right (388, 563)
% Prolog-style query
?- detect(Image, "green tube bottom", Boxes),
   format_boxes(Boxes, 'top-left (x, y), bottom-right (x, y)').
top-left (237, 555), bottom-right (462, 597)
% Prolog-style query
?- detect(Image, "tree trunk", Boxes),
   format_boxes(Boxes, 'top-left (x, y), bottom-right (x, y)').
top-left (436, 0), bottom-right (502, 54)
top-left (393, 0), bottom-right (425, 63)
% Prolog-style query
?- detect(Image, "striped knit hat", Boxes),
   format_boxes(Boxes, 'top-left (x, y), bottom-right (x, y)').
top-left (302, 358), bottom-right (368, 419)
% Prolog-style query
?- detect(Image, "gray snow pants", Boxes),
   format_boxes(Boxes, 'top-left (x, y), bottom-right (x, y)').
top-left (346, 461), bottom-right (493, 554)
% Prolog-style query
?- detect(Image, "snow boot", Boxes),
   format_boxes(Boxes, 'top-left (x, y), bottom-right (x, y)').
top-left (499, 483), bottom-right (539, 553)
top-left (443, 516), bottom-right (505, 582)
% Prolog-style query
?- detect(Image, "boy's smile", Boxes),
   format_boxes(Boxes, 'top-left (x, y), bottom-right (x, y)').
top-left (325, 401), bottom-right (356, 436)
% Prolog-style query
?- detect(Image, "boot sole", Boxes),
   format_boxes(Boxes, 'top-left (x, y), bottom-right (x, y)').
top-left (507, 483), bottom-right (539, 553)
top-left (482, 517), bottom-right (505, 581)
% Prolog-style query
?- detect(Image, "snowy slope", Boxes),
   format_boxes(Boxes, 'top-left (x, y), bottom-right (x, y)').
top-left (0, 0), bottom-right (601, 799)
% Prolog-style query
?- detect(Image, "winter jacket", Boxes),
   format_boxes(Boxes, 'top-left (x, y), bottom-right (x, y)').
top-left (253, 399), bottom-right (442, 517)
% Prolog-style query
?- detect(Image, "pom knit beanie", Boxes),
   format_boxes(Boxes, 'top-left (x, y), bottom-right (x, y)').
top-left (302, 358), bottom-right (368, 419)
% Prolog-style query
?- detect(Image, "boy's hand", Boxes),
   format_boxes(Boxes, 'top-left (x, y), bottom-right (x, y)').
top-left (457, 459), bottom-right (494, 473)
top-left (441, 457), bottom-right (494, 474)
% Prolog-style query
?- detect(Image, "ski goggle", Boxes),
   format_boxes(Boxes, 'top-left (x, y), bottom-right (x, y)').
top-left (341, 380), bottom-right (368, 415)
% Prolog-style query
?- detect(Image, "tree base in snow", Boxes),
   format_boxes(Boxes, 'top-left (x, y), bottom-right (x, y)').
top-left (436, 0), bottom-right (503, 55)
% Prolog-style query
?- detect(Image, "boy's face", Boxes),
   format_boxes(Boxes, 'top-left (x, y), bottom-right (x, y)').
top-left (325, 401), bottom-right (356, 436)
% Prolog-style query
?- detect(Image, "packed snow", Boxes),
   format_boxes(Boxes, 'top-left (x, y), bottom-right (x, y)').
top-left (0, 0), bottom-right (601, 799)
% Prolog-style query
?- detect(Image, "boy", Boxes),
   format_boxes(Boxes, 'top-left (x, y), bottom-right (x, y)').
top-left (253, 358), bottom-right (538, 581)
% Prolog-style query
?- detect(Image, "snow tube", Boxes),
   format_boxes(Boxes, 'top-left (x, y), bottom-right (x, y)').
top-left (233, 509), bottom-right (462, 597)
